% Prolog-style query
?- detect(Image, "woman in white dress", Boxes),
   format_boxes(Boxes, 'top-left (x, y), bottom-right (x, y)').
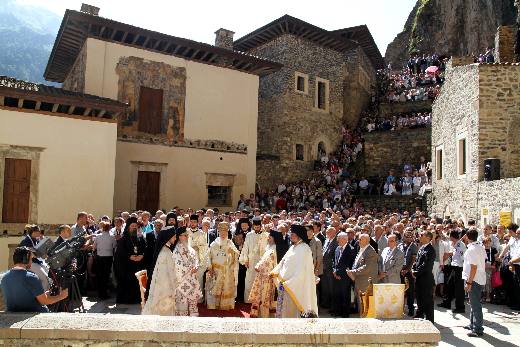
top-left (142, 226), bottom-right (178, 316)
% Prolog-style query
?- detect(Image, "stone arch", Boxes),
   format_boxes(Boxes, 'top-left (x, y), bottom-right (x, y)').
top-left (313, 137), bottom-right (331, 161)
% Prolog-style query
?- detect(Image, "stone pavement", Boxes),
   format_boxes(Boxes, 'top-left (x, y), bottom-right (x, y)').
top-left (432, 298), bottom-right (520, 347)
top-left (81, 296), bottom-right (519, 346)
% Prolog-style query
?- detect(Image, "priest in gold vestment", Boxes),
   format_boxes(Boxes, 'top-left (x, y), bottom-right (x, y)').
top-left (205, 222), bottom-right (240, 310)
top-left (248, 230), bottom-right (280, 318)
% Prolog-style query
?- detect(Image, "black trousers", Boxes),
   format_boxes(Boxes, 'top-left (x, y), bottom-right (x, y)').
top-left (444, 266), bottom-right (465, 309)
top-left (332, 276), bottom-right (351, 317)
top-left (512, 264), bottom-right (520, 310)
top-left (95, 256), bottom-right (113, 298)
top-left (320, 270), bottom-right (334, 308)
top-left (416, 276), bottom-right (435, 323)
top-left (402, 272), bottom-right (415, 313)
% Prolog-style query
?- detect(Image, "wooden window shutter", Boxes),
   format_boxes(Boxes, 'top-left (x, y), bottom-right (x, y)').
top-left (2, 158), bottom-right (31, 223)
top-left (138, 86), bottom-right (163, 134)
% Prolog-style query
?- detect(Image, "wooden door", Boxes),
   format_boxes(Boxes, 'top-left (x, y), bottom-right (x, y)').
top-left (136, 171), bottom-right (160, 213)
top-left (138, 86), bottom-right (163, 134)
top-left (2, 158), bottom-right (31, 223)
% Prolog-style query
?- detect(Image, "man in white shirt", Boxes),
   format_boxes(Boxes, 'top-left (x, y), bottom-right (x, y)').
top-left (462, 228), bottom-right (487, 337)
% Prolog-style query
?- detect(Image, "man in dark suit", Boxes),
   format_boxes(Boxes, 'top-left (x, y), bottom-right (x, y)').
top-left (332, 232), bottom-right (356, 317)
top-left (412, 230), bottom-right (436, 323)
top-left (313, 221), bottom-right (326, 245)
top-left (320, 226), bottom-right (338, 309)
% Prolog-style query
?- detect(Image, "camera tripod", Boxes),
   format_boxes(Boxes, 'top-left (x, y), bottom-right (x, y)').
top-left (49, 271), bottom-right (85, 313)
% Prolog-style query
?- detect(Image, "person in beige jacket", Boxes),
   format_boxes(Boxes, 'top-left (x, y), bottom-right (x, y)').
top-left (347, 234), bottom-right (379, 301)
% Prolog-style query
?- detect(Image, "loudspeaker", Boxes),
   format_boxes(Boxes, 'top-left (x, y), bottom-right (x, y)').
top-left (484, 158), bottom-right (500, 181)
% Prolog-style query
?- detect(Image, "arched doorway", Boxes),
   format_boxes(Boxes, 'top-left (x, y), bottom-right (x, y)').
top-left (317, 142), bottom-right (326, 159)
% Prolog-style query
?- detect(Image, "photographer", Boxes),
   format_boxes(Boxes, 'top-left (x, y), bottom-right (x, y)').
top-left (19, 225), bottom-right (50, 291)
top-left (1, 247), bottom-right (68, 312)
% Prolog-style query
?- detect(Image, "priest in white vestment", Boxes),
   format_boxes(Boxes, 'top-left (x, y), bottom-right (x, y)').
top-left (142, 226), bottom-right (177, 316)
top-left (270, 224), bottom-right (318, 318)
top-left (239, 217), bottom-right (269, 303)
top-left (187, 214), bottom-right (208, 298)
top-left (173, 227), bottom-right (202, 316)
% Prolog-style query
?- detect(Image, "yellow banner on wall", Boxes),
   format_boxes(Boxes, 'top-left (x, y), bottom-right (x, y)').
top-left (500, 211), bottom-right (512, 227)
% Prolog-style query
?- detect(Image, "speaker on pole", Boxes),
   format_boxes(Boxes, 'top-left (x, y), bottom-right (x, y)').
top-left (484, 158), bottom-right (500, 181)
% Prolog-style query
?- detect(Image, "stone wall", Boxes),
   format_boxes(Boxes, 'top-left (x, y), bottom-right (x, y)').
top-left (249, 34), bottom-right (376, 188)
top-left (343, 47), bottom-right (377, 127)
top-left (0, 313), bottom-right (441, 346)
top-left (430, 62), bottom-right (480, 222)
top-left (495, 25), bottom-right (516, 63)
top-left (361, 128), bottom-right (431, 178)
top-left (62, 43), bottom-right (86, 93)
top-left (478, 64), bottom-right (520, 180)
top-left (355, 195), bottom-right (426, 212)
top-left (379, 100), bottom-right (432, 117)
top-left (116, 56), bottom-right (186, 143)
top-left (430, 61), bottom-right (520, 223)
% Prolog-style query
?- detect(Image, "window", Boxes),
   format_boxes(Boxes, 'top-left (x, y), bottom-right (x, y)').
top-left (295, 144), bottom-right (304, 161)
top-left (2, 158), bottom-right (31, 223)
top-left (294, 72), bottom-right (308, 94)
top-left (138, 86), bottom-right (163, 134)
top-left (457, 135), bottom-right (468, 176)
top-left (207, 186), bottom-right (232, 206)
top-left (314, 77), bottom-right (329, 111)
top-left (435, 146), bottom-right (443, 180)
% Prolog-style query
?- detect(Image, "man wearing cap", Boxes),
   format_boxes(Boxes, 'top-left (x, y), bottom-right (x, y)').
top-left (270, 224), bottom-right (318, 318)
top-left (188, 214), bottom-right (209, 296)
top-left (239, 217), bottom-right (269, 303)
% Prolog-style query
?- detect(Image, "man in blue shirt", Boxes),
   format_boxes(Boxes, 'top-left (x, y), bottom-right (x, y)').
top-left (1, 247), bottom-right (68, 312)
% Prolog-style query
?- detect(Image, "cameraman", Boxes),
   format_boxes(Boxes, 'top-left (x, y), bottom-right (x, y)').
top-left (1, 247), bottom-right (68, 312)
top-left (19, 225), bottom-right (50, 291)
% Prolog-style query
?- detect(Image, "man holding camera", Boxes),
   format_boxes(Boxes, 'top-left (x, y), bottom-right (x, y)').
top-left (1, 247), bottom-right (68, 312)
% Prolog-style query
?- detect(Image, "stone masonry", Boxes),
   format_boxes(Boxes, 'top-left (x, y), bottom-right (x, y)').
top-left (495, 25), bottom-right (516, 63)
top-left (248, 34), bottom-right (376, 188)
top-left (61, 43), bottom-right (86, 93)
top-left (0, 312), bottom-right (441, 346)
top-left (362, 128), bottom-right (431, 178)
top-left (430, 58), bottom-right (520, 223)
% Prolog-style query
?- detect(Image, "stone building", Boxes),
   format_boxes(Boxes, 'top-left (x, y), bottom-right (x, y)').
top-left (430, 57), bottom-right (520, 225)
top-left (43, 6), bottom-right (281, 215)
top-left (233, 15), bottom-right (383, 188)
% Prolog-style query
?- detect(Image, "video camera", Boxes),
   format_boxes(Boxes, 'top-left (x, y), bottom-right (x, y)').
top-left (33, 231), bottom-right (87, 311)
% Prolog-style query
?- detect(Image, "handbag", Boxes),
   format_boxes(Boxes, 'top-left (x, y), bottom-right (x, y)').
top-left (491, 270), bottom-right (503, 288)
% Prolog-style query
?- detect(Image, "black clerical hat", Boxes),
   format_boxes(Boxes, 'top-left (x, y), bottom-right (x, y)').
top-left (291, 224), bottom-right (310, 244)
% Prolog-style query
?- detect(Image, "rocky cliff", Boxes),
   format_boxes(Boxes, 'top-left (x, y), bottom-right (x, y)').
top-left (385, 0), bottom-right (517, 68)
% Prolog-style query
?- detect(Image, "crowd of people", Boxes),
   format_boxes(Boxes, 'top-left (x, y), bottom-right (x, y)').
top-left (474, 48), bottom-right (495, 64)
top-left (360, 111), bottom-right (432, 133)
top-left (379, 54), bottom-right (446, 104)
top-left (3, 206), bottom-right (519, 338)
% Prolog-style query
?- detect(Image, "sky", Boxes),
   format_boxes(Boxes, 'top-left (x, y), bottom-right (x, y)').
top-left (17, 0), bottom-right (417, 56)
